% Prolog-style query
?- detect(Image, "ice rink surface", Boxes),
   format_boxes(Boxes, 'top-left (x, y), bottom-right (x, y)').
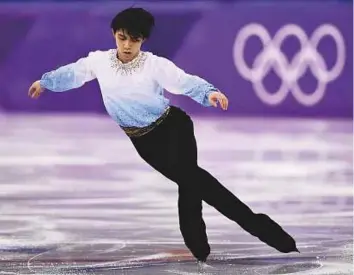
top-left (0, 114), bottom-right (352, 274)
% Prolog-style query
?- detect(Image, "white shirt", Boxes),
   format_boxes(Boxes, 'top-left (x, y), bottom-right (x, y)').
top-left (40, 49), bottom-right (217, 128)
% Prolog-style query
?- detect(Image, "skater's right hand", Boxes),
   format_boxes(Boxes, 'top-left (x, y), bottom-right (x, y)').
top-left (28, 80), bottom-right (44, 99)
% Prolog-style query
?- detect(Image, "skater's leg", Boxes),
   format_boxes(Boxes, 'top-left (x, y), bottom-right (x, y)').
top-left (169, 111), bottom-right (210, 261)
top-left (178, 186), bottom-right (210, 262)
top-left (191, 165), bottom-right (298, 253)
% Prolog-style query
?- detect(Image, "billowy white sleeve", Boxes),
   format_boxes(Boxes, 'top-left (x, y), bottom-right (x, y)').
top-left (153, 56), bottom-right (218, 107)
top-left (39, 52), bottom-right (97, 92)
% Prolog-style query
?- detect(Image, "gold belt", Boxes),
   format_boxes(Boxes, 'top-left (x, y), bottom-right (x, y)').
top-left (121, 107), bottom-right (171, 138)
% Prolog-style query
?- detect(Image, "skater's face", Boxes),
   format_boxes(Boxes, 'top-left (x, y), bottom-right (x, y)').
top-left (113, 29), bottom-right (145, 63)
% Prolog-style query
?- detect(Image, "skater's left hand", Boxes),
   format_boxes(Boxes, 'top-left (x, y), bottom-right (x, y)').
top-left (208, 91), bottom-right (228, 110)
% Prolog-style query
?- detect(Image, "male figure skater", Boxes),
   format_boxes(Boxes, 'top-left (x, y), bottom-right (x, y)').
top-left (28, 7), bottom-right (298, 262)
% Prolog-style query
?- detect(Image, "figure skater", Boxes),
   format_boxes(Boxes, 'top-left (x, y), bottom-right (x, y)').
top-left (28, 7), bottom-right (298, 263)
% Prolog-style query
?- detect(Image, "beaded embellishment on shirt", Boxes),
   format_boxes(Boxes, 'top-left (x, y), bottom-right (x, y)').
top-left (109, 49), bottom-right (147, 76)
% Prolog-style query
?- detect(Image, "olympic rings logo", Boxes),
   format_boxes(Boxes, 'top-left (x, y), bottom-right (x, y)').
top-left (233, 24), bottom-right (346, 106)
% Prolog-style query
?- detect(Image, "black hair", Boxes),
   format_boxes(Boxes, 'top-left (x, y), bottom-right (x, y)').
top-left (110, 7), bottom-right (155, 39)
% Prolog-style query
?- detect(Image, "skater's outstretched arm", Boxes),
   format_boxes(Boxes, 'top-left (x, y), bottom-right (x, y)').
top-left (152, 56), bottom-right (228, 110)
top-left (28, 52), bottom-right (97, 98)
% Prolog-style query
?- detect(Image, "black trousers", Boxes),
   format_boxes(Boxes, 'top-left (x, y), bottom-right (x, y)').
top-left (130, 106), bottom-right (298, 261)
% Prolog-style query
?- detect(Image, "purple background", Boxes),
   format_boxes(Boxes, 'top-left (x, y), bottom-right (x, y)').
top-left (0, 2), bottom-right (352, 118)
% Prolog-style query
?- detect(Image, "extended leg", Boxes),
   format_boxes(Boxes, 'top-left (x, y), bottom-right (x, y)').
top-left (192, 165), bottom-right (298, 253)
